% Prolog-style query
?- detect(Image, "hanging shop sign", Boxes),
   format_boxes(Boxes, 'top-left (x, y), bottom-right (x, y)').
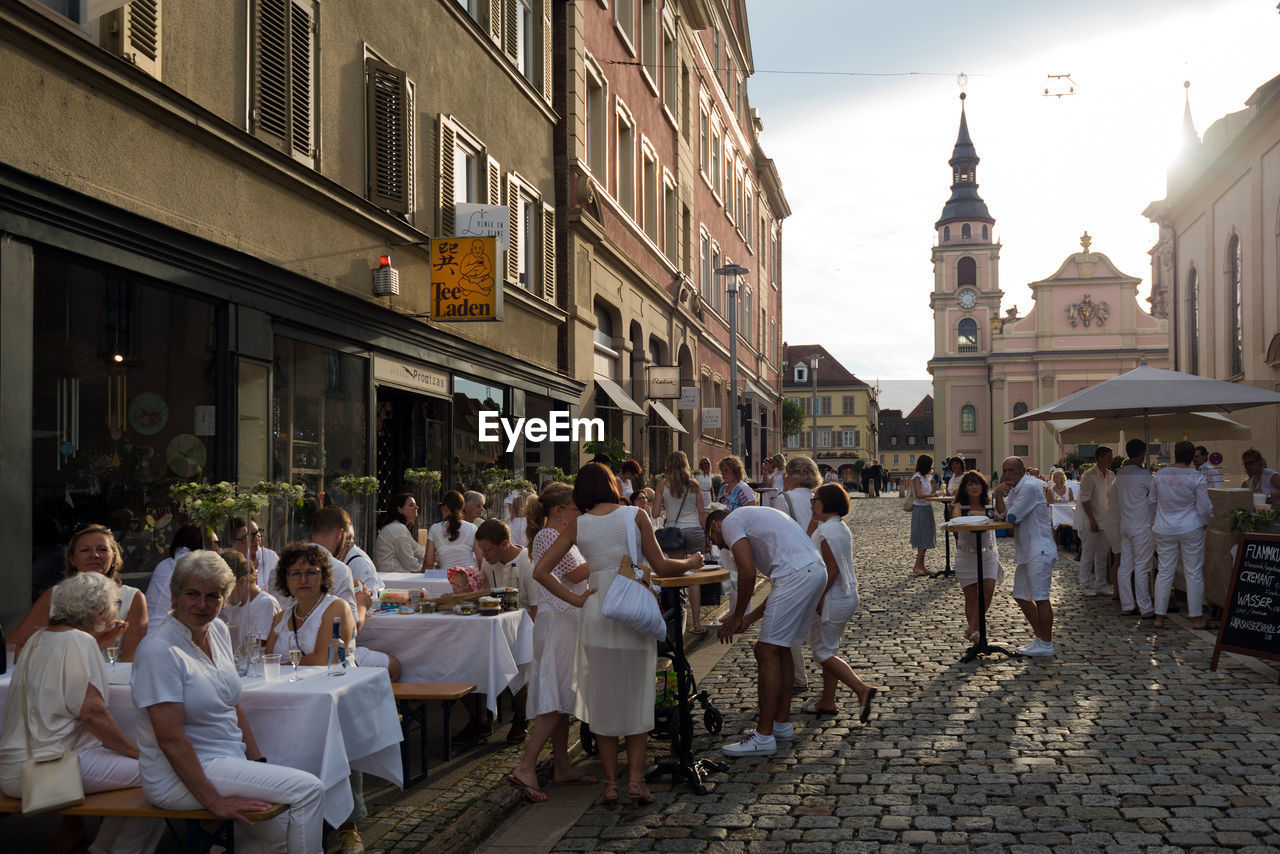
top-left (454, 203), bottom-right (510, 250)
top-left (702, 408), bottom-right (722, 429)
top-left (431, 235), bottom-right (502, 321)
top-left (678, 387), bottom-right (699, 410)
top-left (646, 366), bottom-right (681, 399)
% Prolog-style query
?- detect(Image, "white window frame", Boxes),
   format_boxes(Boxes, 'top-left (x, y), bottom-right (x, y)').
top-left (663, 171), bottom-right (678, 261)
top-left (661, 13), bottom-right (678, 122)
top-left (584, 54), bottom-right (607, 178)
top-left (641, 139), bottom-right (658, 241)
top-left (616, 99), bottom-right (636, 217)
top-left (640, 0), bottom-right (658, 94)
top-left (614, 0), bottom-right (635, 52)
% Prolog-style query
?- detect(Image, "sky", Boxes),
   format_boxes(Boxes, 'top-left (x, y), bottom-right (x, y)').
top-left (743, 0), bottom-right (1280, 410)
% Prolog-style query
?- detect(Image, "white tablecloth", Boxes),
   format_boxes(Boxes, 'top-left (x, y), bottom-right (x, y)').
top-left (359, 610), bottom-right (533, 714)
top-left (1051, 502), bottom-right (1075, 528)
top-left (378, 571), bottom-right (453, 597)
top-left (0, 664), bottom-right (403, 826)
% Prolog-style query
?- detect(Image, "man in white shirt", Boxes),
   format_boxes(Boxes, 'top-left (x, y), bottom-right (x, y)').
top-left (1113, 439), bottom-right (1156, 618)
top-left (995, 457), bottom-right (1057, 657)
top-left (1193, 445), bottom-right (1224, 490)
top-left (706, 506), bottom-right (827, 756)
top-left (475, 518), bottom-right (534, 742)
top-left (1074, 446), bottom-right (1115, 597)
top-left (1151, 440), bottom-right (1213, 629)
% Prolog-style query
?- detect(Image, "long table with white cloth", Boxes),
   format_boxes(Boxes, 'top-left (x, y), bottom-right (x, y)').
top-left (1050, 501), bottom-right (1075, 529)
top-left (358, 609), bottom-right (533, 714)
top-left (0, 664), bottom-right (403, 826)
top-left (377, 570), bottom-right (454, 597)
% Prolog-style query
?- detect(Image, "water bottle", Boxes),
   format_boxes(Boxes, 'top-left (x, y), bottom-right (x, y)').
top-left (326, 618), bottom-right (347, 676)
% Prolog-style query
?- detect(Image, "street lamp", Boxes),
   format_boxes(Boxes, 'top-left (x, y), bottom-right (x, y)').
top-left (810, 354), bottom-right (820, 463)
top-left (716, 263), bottom-right (749, 460)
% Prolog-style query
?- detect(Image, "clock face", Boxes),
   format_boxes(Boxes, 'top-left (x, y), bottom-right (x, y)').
top-left (166, 434), bottom-right (207, 478)
top-left (128, 392), bottom-right (169, 436)
top-left (957, 288), bottom-right (978, 310)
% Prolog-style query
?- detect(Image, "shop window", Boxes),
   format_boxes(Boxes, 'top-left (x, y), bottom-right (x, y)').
top-left (32, 255), bottom-right (218, 576)
top-left (453, 375), bottom-right (511, 489)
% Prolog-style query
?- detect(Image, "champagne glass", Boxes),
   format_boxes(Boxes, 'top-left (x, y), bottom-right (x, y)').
top-left (105, 641), bottom-right (120, 670)
top-left (287, 635), bottom-right (302, 682)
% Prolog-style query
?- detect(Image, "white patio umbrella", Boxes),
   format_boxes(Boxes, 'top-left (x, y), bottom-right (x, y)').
top-left (1044, 411), bottom-right (1252, 445)
top-left (1010, 361), bottom-right (1280, 444)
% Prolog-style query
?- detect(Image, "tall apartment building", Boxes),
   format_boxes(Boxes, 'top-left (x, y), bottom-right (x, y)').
top-left (557, 0), bottom-right (787, 475)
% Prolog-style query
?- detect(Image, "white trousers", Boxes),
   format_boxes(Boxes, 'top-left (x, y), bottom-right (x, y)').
top-left (146, 756), bottom-right (324, 854)
top-left (1078, 525), bottom-right (1110, 590)
top-left (1118, 527), bottom-right (1154, 615)
top-left (75, 745), bottom-right (165, 854)
top-left (1155, 529), bottom-right (1206, 618)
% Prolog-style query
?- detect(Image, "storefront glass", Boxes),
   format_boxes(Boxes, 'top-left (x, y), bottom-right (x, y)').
top-left (31, 253), bottom-right (218, 578)
top-left (452, 374), bottom-right (509, 491)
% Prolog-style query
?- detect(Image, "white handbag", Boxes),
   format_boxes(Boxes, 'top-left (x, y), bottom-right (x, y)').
top-left (600, 507), bottom-right (668, 641)
top-left (19, 630), bottom-right (86, 816)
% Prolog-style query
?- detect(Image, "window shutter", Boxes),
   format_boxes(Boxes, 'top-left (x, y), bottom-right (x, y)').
top-left (486, 157), bottom-right (502, 206)
top-left (506, 175), bottom-right (519, 282)
top-left (438, 117), bottom-right (456, 235)
top-left (504, 0), bottom-right (519, 61)
top-left (541, 202), bottom-right (556, 303)
top-left (251, 0), bottom-right (314, 164)
top-left (287, 0), bottom-right (315, 159)
top-left (253, 0), bottom-right (290, 142)
top-left (486, 0), bottom-right (502, 46)
top-left (99, 0), bottom-right (162, 78)
top-left (366, 58), bottom-right (409, 214)
top-left (541, 11), bottom-right (552, 101)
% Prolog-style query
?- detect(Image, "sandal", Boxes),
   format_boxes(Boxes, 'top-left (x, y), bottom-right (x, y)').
top-left (859, 687), bottom-right (879, 724)
top-left (601, 779), bottom-right (619, 806)
top-left (628, 779), bottom-right (656, 805)
top-left (507, 773), bottom-right (548, 803)
top-left (799, 700), bottom-right (838, 716)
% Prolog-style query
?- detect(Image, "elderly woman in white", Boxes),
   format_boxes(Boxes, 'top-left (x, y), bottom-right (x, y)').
top-left (132, 551), bottom-right (324, 853)
top-left (0, 572), bottom-right (163, 854)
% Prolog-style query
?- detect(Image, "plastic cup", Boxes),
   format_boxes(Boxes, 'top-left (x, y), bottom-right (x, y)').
top-left (5, 644), bottom-right (16, 671)
top-left (262, 653), bottom-right (282, 683)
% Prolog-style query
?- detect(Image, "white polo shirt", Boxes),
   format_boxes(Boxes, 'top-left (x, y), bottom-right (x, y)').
top-left (719, 506), bottom-right (823, 581)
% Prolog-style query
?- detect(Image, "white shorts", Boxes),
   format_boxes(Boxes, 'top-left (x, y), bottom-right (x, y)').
top-left (806, 588), bottom-right (858, 662)
top-left (758, 562), bottom-right (827, 647)
top-left (1012, 553), bottom-right (1054, 602)
top-left (354, 646), bottom-right (390, 669)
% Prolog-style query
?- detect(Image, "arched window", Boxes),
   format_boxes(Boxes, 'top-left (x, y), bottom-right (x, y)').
top-left (1011, 401), bottom-right (1028, 431)
top-left (1187, 265), bottom-right (1199, 376)
top-left (1228, 234), bottom-right (1243, 375)
top-left (593, 301), bottom-right (615, 349)
top-left (960, 404), bottom-right (977, 434)
top-left (961, 223), bottom-right (971, 239)
top-left (957, 317), bottom-right (978, 352)
top-left (943, 226), bottom-right (950, 242)
top-left (982, 224), bottom-right (988, 240)
top-left (957, 256), bottom-right (976, 288)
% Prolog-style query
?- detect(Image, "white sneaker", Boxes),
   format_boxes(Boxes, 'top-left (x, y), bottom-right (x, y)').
top-left (1015, 638), bottom-right (1045, 655)
top-left (742, 721), bottom-right (794, 740)
top-left (722, 731), bottom-right (777, 757)
top-left (1021, 640), bottom-right (1056, 657)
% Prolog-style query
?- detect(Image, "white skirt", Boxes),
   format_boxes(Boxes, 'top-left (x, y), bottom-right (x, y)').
top-left (526, 609), bottom-right (580, 718)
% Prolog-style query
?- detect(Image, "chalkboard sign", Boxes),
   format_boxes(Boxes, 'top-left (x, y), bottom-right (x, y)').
top-left (1210, 533), bottom-right (1280, 682)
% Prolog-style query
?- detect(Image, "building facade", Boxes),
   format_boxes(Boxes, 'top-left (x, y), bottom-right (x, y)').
top-left (558, 0), bottom-right (786, 478)
top-left (928, 95), bottom-right (1168, 476)
top-left (878, 396), bottom-right (934, 481)
top-left (782, 343), bottom-right (878, 481)
top-left (1145, 75), bottom-right (1280, 481)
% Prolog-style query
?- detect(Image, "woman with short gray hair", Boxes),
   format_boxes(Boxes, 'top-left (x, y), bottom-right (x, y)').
top-left (0, 572), bottom-right (162, 853)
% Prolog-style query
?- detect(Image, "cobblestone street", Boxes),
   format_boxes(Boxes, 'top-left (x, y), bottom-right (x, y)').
top-left (481, 496), bottom-right (1280, 853)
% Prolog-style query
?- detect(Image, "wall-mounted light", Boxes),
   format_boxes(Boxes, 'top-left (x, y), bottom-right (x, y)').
top-left (373, 254), bottom-right (400, 297)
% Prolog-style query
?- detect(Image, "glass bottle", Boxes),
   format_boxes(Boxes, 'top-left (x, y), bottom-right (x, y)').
top-left (326, 617), bottom-right (347, 676)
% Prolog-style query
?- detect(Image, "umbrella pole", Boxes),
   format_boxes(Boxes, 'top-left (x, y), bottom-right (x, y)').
top-left (1144, 410), bottom-right (1150, 450)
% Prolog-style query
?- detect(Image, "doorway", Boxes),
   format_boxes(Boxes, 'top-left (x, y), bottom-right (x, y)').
top-left (376, 386), bottom-right (448, 519)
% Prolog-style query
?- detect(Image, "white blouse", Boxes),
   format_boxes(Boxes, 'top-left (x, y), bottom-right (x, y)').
top-left (1149, 466), bottom-right (1212, 536)
top-left (373, 521), bottom-right (426, 574)
top-left (428, 520), bottom-right (477, 570)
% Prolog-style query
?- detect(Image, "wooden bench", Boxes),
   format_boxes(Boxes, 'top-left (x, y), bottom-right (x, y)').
top-left (392, 682), bottom-right (476, 786)
top-left (0, 787), bottom-right (287, 852)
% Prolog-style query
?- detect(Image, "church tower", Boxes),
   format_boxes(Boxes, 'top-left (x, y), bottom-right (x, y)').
top-left (927, 93), bottom-right (1002, 474)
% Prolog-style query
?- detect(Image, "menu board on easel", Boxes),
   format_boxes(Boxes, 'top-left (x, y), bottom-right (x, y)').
top-left (1210, 532), bottom-right (1280, 683)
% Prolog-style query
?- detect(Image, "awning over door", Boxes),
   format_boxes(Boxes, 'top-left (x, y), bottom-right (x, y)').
top-left (594, 374), bottom-right (646, 416)
top-left (647, 400), bottom-right (688, 433)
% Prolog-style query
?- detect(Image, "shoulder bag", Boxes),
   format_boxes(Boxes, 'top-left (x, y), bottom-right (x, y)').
top-left (902, 475), bottom-right (917, 512)
top-left (654, 490), bottom-right (688, 552)
top-left (19, 629), bottom-right (86, 816)
top-left (600, 507), bottom-right (668, 640)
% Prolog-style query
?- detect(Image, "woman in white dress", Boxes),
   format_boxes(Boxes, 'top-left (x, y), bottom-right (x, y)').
top-left (265, 543), bottom-right (356, 664)
top-left (10, 524), bottom-right (148, 662)
top-left (695, 457), bottom-right (715, 510)
top-left (796, 485), bottom-right (880, 723)
top-left (948, 471), bottom-right (1001, 642)
top-left (506, 482), bottom-right (596, 802)
top-left (424, 490), bottom-right (480, 570)
top-left (373, 493), bottom-right (428, 573)
top-left (0, 572), bottom-right (163, 854)
top-left (532, 464), bottom-right (702, 807)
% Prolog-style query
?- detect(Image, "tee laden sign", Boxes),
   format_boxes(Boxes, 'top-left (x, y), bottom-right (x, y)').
top-left (431, 236), bottom-right (503, 321)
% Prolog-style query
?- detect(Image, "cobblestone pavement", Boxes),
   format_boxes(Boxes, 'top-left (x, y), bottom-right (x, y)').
top-left (518, 497), bottom-right (1280, 853)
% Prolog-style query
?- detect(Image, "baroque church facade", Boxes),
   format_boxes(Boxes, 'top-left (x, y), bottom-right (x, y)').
top-left (928, 95), bottom-right (1169, 476)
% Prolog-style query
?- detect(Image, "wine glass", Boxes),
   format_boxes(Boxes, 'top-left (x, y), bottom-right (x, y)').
top-left (104, 641), bottom-right (120, 671)
top-left (287, 634), bottom-right (302, 682)
top-left (248, 636), bottom-right (263, 679)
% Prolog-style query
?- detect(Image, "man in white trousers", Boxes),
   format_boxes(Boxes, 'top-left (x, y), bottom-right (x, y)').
top-left (1114, 438), bottom-right (1156, 618)
top-left (995, 457), bottom-right (1057, 656)
top-left (1074, 445), bottom-right (1115, 597)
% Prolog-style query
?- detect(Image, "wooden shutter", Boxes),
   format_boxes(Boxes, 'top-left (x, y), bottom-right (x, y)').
top-left (438, 117), bottom-right (456, 235)
top-left (541, 11), bottom-right (552, 101)
top-left (251, 0), bottom-right (314, 163)
top-left (506, 175), bottom-right (519, 283)
top-left (486, 0), bottom-right (503, 46)
top-left (366, 58), bottom-right (409, 214)
top-left (98, 0), bottom-right (162, 78)
top-left (504, 0), bottom-right (519, 61)
top-left (287, 0), bottom-right (314, 159)
top-left (486, 157), bottom-right (502, 206)
top-left (541, 202), bottom-right (555, 302)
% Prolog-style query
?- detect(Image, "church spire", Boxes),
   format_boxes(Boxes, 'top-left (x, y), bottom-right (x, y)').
top-left (1179, 80), bottom-right (1200, 152)
top-left (936, 93), bottom-right (994, 229)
